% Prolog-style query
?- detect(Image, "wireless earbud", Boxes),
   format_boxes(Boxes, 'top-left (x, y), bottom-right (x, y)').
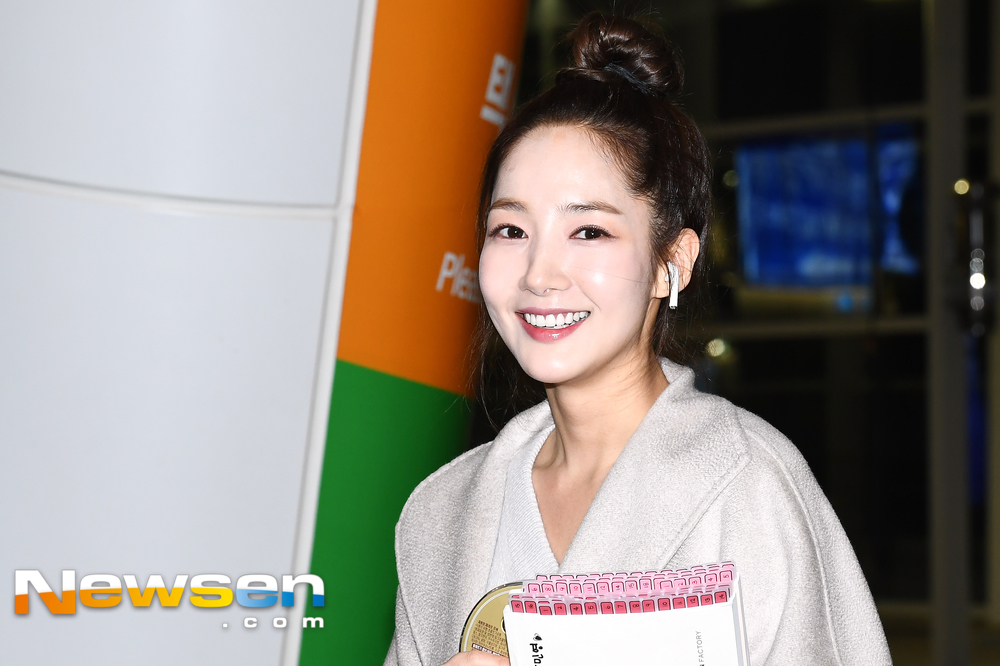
top-left (666, 262), bottom-right (679, 309)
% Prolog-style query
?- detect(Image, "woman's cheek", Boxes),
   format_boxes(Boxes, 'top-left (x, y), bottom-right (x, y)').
top-left (568, 246), bottom-right (649, 309)
top-left (478, 248), bottom-right (517, 329)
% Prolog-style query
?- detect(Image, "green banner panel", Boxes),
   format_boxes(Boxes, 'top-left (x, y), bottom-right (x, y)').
top-left (299, 360), bottom-right (471, 665)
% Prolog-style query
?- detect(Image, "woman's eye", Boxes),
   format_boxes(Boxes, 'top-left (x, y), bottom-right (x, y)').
top-left (573, 226), bottom-right (610, 240)
top-left (493, 225), bottom-right (526, 239)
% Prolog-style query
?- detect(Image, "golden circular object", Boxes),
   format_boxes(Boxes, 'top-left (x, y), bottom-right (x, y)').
top-left (459, 582), bottom-right (522, 657)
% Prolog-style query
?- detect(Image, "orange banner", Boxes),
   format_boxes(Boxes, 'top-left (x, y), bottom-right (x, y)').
top-left (337, 0), bottom-right (529, 396)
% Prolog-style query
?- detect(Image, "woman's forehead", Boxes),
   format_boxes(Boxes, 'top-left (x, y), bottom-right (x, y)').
top-left (494, 125), bottom-right (635, 206)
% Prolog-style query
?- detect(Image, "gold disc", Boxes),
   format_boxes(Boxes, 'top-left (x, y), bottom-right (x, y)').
top-left (459, 582), bottom-right (522, 657)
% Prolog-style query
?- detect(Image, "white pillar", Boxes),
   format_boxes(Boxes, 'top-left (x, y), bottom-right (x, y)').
top-left (0, 2), bottom-right (364, 664)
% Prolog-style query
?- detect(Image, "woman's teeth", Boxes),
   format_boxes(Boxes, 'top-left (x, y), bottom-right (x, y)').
top-left (520, 311), bottom-right (590, 329)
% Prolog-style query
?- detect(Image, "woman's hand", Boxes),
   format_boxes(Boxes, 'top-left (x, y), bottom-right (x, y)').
top-left (439, 650), bottom-right (510, 666)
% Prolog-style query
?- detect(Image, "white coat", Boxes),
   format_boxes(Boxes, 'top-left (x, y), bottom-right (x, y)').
top-left (385, 359), bottom-right (892, 665)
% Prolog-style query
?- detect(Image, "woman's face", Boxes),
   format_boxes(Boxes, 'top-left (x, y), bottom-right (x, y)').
top-left (479, 124), bottom-right (662, 385)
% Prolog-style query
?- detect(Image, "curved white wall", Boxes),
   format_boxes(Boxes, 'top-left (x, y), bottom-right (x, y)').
top-left (0, 181), bottom-right (333, 664)
top-left (0, 1), bottom-right (359, 204)
top-left (0, 1), bottom-right (368, 664)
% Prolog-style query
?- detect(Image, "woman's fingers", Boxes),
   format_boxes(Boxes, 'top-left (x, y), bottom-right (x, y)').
top-left (439, 650), bottom-right (510, 666)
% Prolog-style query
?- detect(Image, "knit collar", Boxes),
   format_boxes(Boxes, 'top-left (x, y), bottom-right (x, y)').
top-left (403, 358), bottom-right (752, 664)
top-left (482, 359), bottom-right (750, 574)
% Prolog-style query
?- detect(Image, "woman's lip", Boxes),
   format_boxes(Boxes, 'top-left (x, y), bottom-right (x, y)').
top-left (516, 307), bottom-right (590, 316)
top-left (517, 314), bottom-right (585, 342)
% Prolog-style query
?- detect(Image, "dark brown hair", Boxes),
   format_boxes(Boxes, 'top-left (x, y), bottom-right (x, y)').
top-left (474, 12), bottom-right (713, 428)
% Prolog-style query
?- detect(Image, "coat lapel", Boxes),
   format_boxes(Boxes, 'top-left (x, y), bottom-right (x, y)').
top-left (402, 361), bottom-right (750, 663)
top-left (433, 401), bottom-right (555, 659)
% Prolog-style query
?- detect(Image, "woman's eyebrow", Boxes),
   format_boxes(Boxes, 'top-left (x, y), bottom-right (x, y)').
top-left (488, 197), bottom-right (527, 212)
top-left (562, 200), bottom-right (623, 215)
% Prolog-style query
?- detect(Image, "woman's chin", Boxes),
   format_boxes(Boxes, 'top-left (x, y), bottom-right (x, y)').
top-left (514, 354), bottom-right (590, 386)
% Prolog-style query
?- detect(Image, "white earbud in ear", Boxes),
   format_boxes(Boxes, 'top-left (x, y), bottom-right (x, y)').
top-left (666, 262), bottom-right (679, 309)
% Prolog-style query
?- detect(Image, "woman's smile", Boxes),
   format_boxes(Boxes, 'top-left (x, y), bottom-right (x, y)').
top-left (516, 308), bottom-right (592, 341)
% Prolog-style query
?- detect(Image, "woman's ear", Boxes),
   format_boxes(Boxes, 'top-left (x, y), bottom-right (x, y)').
top-left (652, 228), bottom-right (701, 299)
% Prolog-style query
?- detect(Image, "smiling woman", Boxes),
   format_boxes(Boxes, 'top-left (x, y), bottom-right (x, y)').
top-left (479, 125), bottom-right (698, 390)
top-left (385, 12), bottom-right (891, 666)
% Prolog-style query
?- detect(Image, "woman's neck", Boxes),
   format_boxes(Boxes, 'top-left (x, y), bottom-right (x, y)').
top-left (531, 351), bottom-right (668, 563)
top-left (537, 352), bottom-right (668, 477)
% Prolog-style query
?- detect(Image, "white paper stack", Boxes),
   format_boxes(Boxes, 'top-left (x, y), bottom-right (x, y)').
top-left (502, 563), bottom-right (749, 666)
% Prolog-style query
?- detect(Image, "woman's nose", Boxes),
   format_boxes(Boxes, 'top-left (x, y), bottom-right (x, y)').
top-left (520, 241), bottom-right (572, 296)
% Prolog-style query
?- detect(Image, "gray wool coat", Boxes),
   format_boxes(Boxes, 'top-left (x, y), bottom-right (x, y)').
top-left (385, 360), bottom-right (892, 666)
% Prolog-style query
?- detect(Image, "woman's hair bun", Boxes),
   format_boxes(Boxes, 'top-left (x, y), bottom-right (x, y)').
top-left (565, 12), bottom-right (683, 97)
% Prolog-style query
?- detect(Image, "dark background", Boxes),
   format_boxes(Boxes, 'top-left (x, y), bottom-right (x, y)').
top-left (470, 1), bottom-right (1000, 663)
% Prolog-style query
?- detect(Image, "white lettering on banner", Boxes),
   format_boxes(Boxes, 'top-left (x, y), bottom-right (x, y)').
top-left (480, 53), bottom-right (515, 127)
top-left (436, 251), bottom-right (482, 303)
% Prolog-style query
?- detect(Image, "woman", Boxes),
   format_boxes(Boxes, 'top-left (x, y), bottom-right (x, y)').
top-left (385, 13), bottom-right (891, 666)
